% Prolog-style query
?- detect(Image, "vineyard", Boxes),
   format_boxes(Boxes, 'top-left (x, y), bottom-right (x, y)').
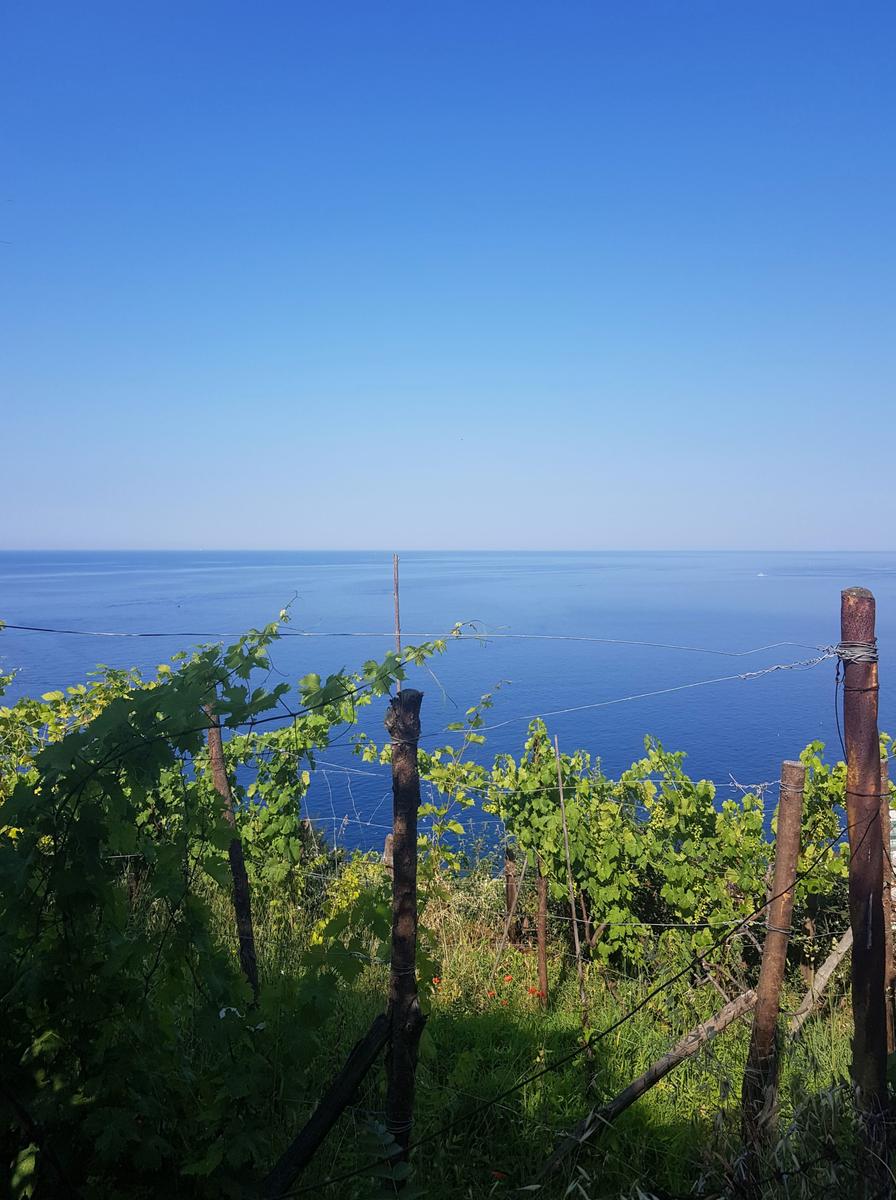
top-left (0, 589), bottom-right (892, 1199)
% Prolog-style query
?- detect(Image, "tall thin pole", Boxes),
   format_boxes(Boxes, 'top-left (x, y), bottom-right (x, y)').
top-left (393, 553), bottom-right (402, 692)
top-left (740, 759), bottom-right (804, 1176)
top-left (503, 842), bottom-right (521, 947)
top-left (555, 735), bottom-right (589, 1032)
top-left (840, 587), bottom-right (887, 1188)
top-left (536, 856), bottom-right (549, 1010)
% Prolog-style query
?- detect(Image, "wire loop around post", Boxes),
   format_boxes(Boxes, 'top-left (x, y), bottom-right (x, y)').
top-left (830, 640), bottom-right (879, 664)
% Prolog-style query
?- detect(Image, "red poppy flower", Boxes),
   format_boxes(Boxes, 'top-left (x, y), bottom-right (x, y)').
top-left (487, 990), bottom-right (496, 998)
top-left (500, 999), bottom-right (508, 1006)
top-left (527, 986), bottom-right (539, 995)
top-left (503, 974), bottom-right (513, 983)
top-left (432, 976), bottom-right (441, 985)
top-left (490, 1170), bottom-right (508, 1180)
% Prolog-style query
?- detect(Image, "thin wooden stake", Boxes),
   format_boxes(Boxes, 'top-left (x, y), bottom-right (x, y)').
top-left (492, 851), bottom-right (527, 982)
top-left (393, 553), bottom-right (402, 692)
top-left (205, 706), bottom-right (259, 1003)
top-left (840, 589), bottom-right (887, 1122)
top-left (740, 759), bottom-right (804, 1171)
top-left (384, 688), bottom-right (425, 1169)
top-left (555, 735), bottom-right (589, 1033)
top-left (579, 894), bottom-right (593, 948)
top-left (536, 855), bottom-right (549, 1010)
top-left (504, 843), bottom-right (521, 946)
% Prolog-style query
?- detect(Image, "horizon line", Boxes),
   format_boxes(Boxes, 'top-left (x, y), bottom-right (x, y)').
top-left (1, 547), bottom-right (893, 556)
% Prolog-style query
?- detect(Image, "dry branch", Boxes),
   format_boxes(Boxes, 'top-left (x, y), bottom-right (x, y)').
top-left (542, 989), bottom-right (757, 1177)
top-left (261, 1014), bottom-right (390, 1197)
top-left (788, 929), bottom-right (853, 1035)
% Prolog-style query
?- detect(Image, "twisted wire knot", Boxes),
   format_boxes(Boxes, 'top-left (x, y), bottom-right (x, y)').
top-left (828, 640), bottom-right (878, 664)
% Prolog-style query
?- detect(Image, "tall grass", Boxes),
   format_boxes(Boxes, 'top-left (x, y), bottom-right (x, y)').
top-left (217, 855), bottom-right (859, 1199)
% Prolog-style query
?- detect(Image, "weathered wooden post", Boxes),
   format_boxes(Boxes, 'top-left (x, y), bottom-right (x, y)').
top-left (840, 588), bottom-right (888, 1189)
top-left (880, 758), bottom-right (895, 1055)
top-left (504, 844), bottom-right (521, 945)
top-left (536, 855), bottom-right (550, 1009)
top-left (384, 688), bottom-right (425, 1168)
top-left (383, 832), bottom-right (395, 879)
top-left (740, 759), bottom-right (804, 1173)
top-left (206, 706), bottom-right (259, 1003)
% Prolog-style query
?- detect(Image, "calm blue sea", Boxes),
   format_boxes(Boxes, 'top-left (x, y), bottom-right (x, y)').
top-left (1, 551), bottom-right (894, 847)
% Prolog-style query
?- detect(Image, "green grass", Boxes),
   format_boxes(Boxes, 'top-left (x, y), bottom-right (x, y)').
top-left (234, 862), bottom-right (860, 1200)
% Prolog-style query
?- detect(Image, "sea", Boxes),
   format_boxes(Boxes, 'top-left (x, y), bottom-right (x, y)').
top-left (1, 550), bottom-right (894, 849)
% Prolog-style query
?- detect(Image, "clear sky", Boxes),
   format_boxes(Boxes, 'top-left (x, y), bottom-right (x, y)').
top-left (2, 1), bottom-right (894, 550)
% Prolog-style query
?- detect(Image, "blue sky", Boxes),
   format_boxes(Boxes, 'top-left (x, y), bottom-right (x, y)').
top-left (2, 1), bottom-right (894, 550)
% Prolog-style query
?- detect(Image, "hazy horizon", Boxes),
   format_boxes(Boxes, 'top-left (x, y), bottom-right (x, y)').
top-left (3, 547), bottom-right (896, 556)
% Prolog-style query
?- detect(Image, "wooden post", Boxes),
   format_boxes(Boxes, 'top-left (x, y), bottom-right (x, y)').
top-left (536, 855), bottom-right (549, 1009)
top-left (393, 553), bottom-right (402, 692)
top-left (880, 758), bottom-right (895, 1055)
top-left (740, 760), bottom-right (804, 1165)
top-left (504, 843), bottom-right (521, 946)
top-left (840, 589), bottom-right (887, 1121)
top-left (383, 832), bottom-right (394, 879)
top-left (206, 707), bottom-right (259, 1003)
top-left (579, 894), bottom-right (594, 948)
top-left (490, 852), bottom-right (527, 987)
top-left (555, 736), bottom-right (589, 1032)
top-left (126, 858), bottom-right (141, 910)
top-left (384, 688), bottom-right (425, 1167)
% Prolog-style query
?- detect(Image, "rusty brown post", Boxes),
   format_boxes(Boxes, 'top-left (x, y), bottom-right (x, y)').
top-left (206, 707), bottom-right (259, 1003)
top-left (881, 758), bottom-right (895, 1055)
top-left (740, 760), bottom-right (804, 1172)
top-left (840, 588), bottom-right (887, 1185)
top-left (536, 855), bottom-right (549, 1009)
top-left (384, 688), bottom-right (425, 1168)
